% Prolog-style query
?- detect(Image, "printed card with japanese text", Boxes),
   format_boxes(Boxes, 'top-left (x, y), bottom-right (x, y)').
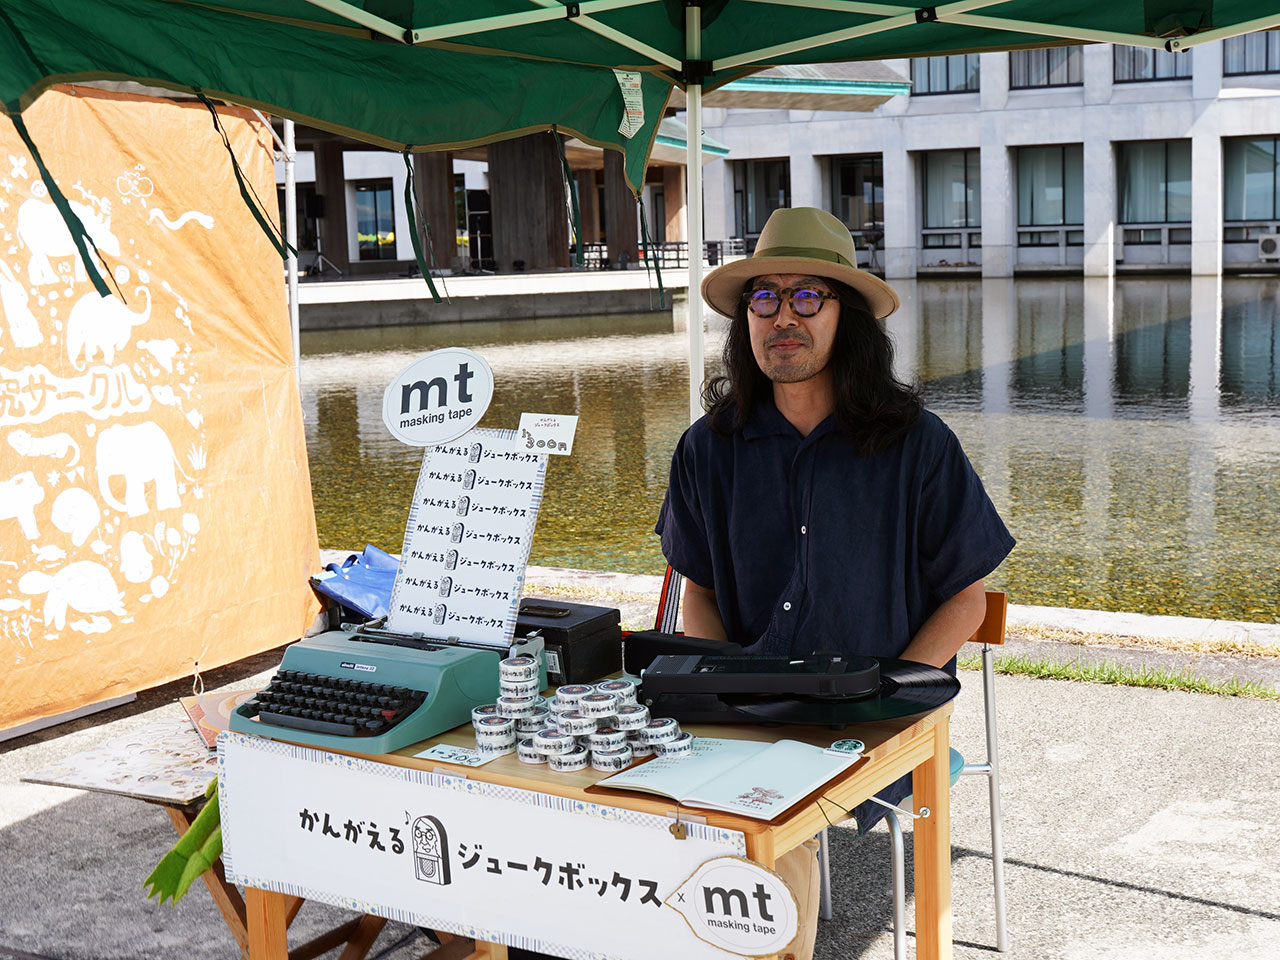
top-left (516, 412), bottom-right (578, 456)
top-left (386, 427), bottom-right (547, 647)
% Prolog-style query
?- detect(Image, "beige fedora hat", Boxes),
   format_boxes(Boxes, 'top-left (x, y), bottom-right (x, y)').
top-left (702, 207), bottom-right (899, 320)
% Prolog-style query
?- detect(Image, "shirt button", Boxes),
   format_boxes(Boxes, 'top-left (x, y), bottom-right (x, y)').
top-left (783, 602), bottom-right (792, 611)
top-left (800, 525), bottom-right (807, 535)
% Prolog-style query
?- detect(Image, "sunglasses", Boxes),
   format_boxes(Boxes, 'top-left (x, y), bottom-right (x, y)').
top-left (745, 285), bottom-right (838, 319)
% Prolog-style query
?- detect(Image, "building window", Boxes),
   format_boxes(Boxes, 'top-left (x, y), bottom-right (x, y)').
top-left (1017, 145), bottom-right (1083, 226)
top-left (355, 181), bottom-right (396, 260)
top-left (1224, 137), bottom-right (1280, 220)
top-left (1113, 45), bottom-right (1192, 82)
top-left (1118, 141), bottom-right (1191, 223)
top-left (831, 155), bottom-right (883, 233)
top-left (1010, 46), bottom-right (1083, 88)
top-left (733, 159), bottom-right (790, 236)
top-left (911, 55), bottom-right (980, 94)
top-left (1224, 30), bottom-right (1280, 75)
top-left (923, 149), bottom-right (981, 229)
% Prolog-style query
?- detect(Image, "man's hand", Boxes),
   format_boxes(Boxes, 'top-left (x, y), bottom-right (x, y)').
top-left (680, 578), bottom-right (730, 643)
top-left (900, 579), bottom-right (988, 668)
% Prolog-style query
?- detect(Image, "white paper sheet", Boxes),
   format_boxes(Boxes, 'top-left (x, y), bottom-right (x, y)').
top-left (386, 428), bottom-right (546, 647)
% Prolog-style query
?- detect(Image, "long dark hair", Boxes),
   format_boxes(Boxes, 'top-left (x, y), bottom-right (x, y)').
top-left (702, 277), bottom-right (922, 456)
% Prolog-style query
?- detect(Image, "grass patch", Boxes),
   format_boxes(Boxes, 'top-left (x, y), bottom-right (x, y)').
top-left (1006, 622), bottom-right (1280, 659)
top-left (958, 651), bottom-right (1280, 701)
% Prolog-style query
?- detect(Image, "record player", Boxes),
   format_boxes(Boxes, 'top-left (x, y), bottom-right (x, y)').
top-left (637, 649), bottom-right (960, 728)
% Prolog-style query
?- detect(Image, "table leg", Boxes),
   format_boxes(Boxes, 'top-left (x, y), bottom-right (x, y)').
top-left (913, 716), bottom-right (953, 960)
top-left (246, 887), bottom-right (289, 960)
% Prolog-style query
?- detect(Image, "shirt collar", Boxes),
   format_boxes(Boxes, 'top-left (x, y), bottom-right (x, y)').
top-left (742, 396), bottom-right (839, 442)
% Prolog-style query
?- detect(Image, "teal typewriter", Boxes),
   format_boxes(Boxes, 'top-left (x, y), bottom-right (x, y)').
top-left (231, 425), bottom-right (554, 755)
top-left (228, 623), bottom-right (546, 754)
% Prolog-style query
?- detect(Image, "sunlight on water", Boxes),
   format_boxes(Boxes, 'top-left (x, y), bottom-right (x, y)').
top-left (302, 278), bottom-right (1280, 622)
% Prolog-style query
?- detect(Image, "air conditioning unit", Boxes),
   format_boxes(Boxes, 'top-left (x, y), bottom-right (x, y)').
top-left (1259, 233), bottom-right (1280, 261)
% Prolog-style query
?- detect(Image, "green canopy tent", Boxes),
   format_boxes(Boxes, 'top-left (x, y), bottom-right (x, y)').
top-left (4, 0), bottom-right (1280, 423)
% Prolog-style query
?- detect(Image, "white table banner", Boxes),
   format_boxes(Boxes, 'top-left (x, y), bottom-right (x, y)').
top-left (218, 732), bottom-right (758, 960)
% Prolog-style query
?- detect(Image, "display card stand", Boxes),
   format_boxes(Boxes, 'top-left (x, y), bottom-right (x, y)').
top-left (386, 426), bottom-right (548, 650)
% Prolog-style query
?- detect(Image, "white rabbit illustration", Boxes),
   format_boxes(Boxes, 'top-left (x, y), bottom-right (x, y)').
top-left (0, 257), bottom-right (43, 348)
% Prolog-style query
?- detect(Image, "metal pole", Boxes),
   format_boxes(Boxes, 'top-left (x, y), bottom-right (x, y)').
top-left (685, 4), bottom-right (705, 425)
top-left (283, 118), bottom-right (300, 400)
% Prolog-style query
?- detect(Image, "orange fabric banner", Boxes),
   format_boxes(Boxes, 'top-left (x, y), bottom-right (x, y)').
top-left (0, 86), bottom-right (320, 731)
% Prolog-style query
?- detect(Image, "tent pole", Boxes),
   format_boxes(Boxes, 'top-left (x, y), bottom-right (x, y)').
top-left (685, 4), bottom-right (705, 425)
top-left (284, 118), bottom-right (301, 401)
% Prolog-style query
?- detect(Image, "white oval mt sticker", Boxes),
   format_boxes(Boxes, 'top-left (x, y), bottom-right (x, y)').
top-left (666, 856), bottom-right (799, 957)
top-left (382, 348), bottom-right (494, 446)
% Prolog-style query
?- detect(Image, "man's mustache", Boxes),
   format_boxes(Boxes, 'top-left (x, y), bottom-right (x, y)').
top-left (765, 330), bottom-right (813, 348)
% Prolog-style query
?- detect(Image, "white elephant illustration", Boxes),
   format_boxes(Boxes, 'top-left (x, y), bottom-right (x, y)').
top-left (18, 561), bottom-right (125, 630)
top-left (66, 286), bottom-right (151, 368)
top-left (16, 197), bottom-right (121, 285)
top-left (95, 421), bottom-right (189, 517)
top-left (0, 257), bottom-right (43, 347)
top-left (0, 471), bottom-right (45, 539)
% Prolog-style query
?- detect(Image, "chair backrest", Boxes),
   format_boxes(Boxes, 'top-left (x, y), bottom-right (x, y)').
top-left (655, 566), bottom-right (1008, 649)
top-left (970, 591), bottom-right (1008, 647)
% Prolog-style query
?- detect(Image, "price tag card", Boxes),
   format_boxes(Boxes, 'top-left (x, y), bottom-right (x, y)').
top-left (517, 412), bottom-right (578, 456)
top-left (386, 427), bottom-right (547, 648)
top-left (414, 743), bottom-right (498, 767)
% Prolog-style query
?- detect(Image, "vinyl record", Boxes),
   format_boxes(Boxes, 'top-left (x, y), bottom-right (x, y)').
top-left (721, 658), bottom-right (960, 726)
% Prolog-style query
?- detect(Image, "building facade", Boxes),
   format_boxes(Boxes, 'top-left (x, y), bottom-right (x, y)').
top-left (698, 36), bottom-right (1280, 277)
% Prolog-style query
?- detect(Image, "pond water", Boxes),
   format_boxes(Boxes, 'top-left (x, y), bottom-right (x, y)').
top-left (301, 276), bottom-right (1280, 623)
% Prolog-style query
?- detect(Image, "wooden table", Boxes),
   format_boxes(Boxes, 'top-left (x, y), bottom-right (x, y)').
top-left (243, 701), bottom-right (954, 960)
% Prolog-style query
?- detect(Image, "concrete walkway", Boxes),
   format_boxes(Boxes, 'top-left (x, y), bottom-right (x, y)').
top-left (3, 569), bottom-right (1278, 960)
top-left (297, 269), bottom-right (691, 328)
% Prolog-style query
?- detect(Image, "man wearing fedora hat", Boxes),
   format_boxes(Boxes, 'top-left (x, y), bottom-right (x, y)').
top-left (656, 207), bottom-right (1014, 958)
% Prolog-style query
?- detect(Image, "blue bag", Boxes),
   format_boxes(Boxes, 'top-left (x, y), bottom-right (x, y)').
top-left (310, 544), bottom-right (399, 621)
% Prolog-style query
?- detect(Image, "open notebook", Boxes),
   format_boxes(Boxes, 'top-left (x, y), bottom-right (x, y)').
top-left (598, 737), bottom-right (861, 820)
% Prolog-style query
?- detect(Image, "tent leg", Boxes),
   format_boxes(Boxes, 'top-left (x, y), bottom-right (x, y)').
top-left (685, 5), bottom-right (705, 426)
top-left (284, 118), bottom-right (300, 401)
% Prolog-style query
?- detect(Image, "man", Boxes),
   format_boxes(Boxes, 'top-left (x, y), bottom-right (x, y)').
top-left (655, 207), bottom-right (1014, 959)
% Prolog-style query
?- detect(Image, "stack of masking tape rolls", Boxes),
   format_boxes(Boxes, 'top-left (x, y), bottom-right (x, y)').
top-left (470, 655), bottom-right (696, 772)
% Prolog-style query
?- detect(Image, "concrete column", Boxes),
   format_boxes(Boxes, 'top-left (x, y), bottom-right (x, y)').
top-left (1082, 136), bottom-right (1116, 277)
top-left (788, 144), bottom-right (823, 210)
top-left (312, 141), bottom-right (350, 274)
top-left (980, 143), bottom-right (1014, 277)
top-left (663, 165), bottom-right (687, 242)
top-left (1190, 130), bottom-right (1223, 275)
top-left (413, 151), bottom-right (458, 271)
top-left (978, 51), bottom-right (1009, 111)
top-left (576, 170), bottom-right (600, 244)
top-left (882, 126), bottom-right (916, 278)
top-left (488, 133), bottom-right (571, 272)
top-left (1192, 35), bottom-right (1222, 101)
top-left (603, 150), bottom-right (639, 267)
top-left (701, 157), bottom-right (732, 241)
top-left (1082, 43), bottom-right (1114, 105)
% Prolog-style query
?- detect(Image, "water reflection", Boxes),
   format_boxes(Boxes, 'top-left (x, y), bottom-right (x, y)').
top-left (303, 280), bottom-right (1280, 622)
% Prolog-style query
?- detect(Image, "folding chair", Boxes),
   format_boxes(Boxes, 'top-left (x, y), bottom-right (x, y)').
top-left (651, 569), bottom-right (1010, 958)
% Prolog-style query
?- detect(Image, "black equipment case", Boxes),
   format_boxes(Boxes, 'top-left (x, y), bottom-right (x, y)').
top-left (516, 599), bottom-right (621, 685)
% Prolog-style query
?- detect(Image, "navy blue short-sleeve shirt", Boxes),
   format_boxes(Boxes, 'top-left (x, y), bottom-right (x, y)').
top-left (655, 400), bottom-right (1015, 664)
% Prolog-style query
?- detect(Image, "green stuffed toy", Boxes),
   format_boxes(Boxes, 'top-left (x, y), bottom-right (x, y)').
top-left (144, 778), bottom-right (223, 904)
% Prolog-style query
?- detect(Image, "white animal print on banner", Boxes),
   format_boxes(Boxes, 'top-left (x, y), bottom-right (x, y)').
top-left (1, 164), bottom-right (206, 650)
